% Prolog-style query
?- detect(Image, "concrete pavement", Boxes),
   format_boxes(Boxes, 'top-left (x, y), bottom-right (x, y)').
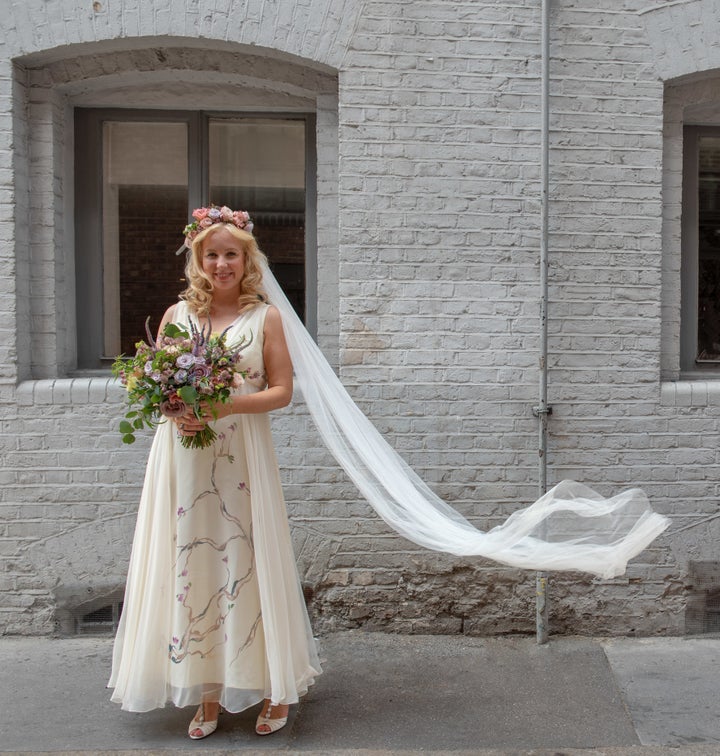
top-left (1, 630), bottom-right (720, 754)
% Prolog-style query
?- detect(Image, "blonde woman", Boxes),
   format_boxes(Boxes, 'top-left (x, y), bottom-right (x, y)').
top-left (109, 206), bottom-right (320, 739)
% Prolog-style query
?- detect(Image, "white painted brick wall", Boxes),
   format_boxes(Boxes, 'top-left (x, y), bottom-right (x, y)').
top-left (2, 0), bottom-right (720, 637)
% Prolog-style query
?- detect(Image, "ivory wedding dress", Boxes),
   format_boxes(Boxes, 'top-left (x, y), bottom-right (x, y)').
top-left (109, 301), bottom-right (321, 712)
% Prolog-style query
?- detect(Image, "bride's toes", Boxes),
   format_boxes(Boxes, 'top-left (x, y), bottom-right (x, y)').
top-left (188, 703), bottom-right (220, 740)
top-left (255, 701), bottom-right (289, 736)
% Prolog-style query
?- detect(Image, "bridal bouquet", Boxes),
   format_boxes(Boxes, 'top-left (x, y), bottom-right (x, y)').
top-left (112, 319), bottom-right (250, 449)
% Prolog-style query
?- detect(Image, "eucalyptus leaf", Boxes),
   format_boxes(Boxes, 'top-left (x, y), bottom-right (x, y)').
top-left (163, 323), bottom-right (189, 339)
top-left (178, 385), bottom-right (198, 403)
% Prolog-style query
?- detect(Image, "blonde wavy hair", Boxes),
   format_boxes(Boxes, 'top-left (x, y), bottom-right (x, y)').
top-left (180, 223), bottom-right (268, 316)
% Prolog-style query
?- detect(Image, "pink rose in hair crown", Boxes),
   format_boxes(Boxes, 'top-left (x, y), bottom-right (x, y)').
top-left (233, 210), bottom-right (253, 233)
top-left (180, 205), bottom-right (255, 249)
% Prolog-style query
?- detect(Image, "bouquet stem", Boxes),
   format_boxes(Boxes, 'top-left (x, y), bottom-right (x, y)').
top-left (179, 426), bottom-right (218, 449)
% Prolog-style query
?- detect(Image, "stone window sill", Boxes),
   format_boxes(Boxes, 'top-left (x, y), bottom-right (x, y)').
top-left (16, 377), bottom-right (125, 406)
top-left (660, 380), bottom-right (720, 407)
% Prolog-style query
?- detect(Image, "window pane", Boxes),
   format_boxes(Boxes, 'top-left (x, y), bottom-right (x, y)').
top-left (209, 119), bottom-right (306, 319)
top-left (103, 122), bottom-right (188, 356)
top-left (697, 136), bottom-right (720, 362)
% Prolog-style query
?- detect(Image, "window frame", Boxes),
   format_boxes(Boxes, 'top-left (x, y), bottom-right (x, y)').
top-left (681, 125), bottom-right (720, 374)
top-left (74, 108), bottom-right (317, 371)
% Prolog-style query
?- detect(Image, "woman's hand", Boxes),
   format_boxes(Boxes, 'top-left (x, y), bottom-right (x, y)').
top-left (174, 401), bottom-right (232, 436)
top-left (174, 409), bottom-right (206, 437)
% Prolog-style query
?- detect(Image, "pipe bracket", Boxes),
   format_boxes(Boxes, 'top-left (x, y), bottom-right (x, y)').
top-left (532, 405), bottom-right (553, 417)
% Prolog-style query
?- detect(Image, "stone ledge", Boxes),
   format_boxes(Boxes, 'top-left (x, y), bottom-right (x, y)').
top-left (660, 380), bottom-right (720, 407)
top-left (16, 377), bottom-right (125, 406)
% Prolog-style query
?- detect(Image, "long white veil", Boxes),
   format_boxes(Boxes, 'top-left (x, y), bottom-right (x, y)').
top-left (262, 263), bottom-right (669, 580)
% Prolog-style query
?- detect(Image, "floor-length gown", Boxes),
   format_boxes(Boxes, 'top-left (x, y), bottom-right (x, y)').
top-left (109, 301), bottom-right (321, 712)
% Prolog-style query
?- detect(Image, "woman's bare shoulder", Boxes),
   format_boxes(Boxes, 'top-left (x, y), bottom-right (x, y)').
top-left (264, 303), bottom-right (281, 321)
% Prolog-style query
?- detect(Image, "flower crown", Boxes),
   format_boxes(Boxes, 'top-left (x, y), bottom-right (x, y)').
top-left (182, 205), bottom-right (254, 249)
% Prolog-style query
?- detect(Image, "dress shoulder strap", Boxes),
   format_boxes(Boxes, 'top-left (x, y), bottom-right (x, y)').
top-left (172, 300), bottom-right (190, 325)
top-left (244, 301), bottom-right (270, 330)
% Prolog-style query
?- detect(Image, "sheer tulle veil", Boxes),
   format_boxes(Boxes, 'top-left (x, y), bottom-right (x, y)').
top-left (261, 261), bottom-right (669, 580)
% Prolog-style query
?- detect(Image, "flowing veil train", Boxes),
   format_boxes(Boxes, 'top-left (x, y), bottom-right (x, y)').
top-left (261, 262), bottom-right (669, 580)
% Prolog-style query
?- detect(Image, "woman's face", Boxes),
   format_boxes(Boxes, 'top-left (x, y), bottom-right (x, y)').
top-left (201, 226), bottom-right (246, 294)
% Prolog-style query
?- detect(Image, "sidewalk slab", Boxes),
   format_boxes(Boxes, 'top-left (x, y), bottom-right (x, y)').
top-left (294, 632), bottom-right (637, 751)
top-left (603, 637), bottom-right (720, 747)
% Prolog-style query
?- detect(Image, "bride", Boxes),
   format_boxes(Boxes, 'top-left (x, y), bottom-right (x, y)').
top-left (109, 207), bottom-right (320, 738)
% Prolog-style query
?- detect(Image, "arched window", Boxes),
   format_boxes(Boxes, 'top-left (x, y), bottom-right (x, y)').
top-left (14, 44), bottom-right (337, 377)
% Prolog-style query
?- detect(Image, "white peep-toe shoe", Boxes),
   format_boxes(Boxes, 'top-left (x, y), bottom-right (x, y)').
top-left (255, 702), bottom-right (288, 736)
top-left (188, 703), bottom-right (220, 739)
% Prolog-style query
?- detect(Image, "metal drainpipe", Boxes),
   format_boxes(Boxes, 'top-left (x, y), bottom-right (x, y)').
top-left (534, 0), bottom-right (552, 645)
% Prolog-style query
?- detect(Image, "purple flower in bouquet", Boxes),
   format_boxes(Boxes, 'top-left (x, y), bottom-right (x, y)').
top-left (176, 353), bottom-right (196, 368)
top-left (190, 363), bottom-right (212, 379)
